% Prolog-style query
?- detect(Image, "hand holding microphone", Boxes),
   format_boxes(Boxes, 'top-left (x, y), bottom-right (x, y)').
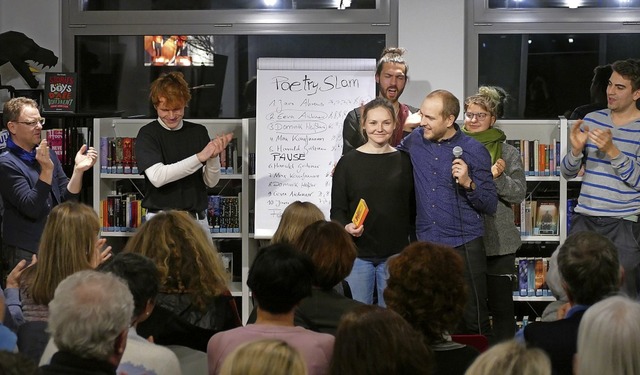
top-left (452, 146), bottom-right (474, 190)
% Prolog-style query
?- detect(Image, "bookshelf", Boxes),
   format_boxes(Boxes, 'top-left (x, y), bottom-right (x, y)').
top-left (496, 117), bottom-right (572, 314)
top-left (92, 118), bottom-right (258, 321)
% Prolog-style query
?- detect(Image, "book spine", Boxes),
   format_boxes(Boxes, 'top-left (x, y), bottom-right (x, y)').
top-left (115, 138), bottom-right (124, 174)
top-left (122, 137), bottom-right (132, 174)
top-left (519, 258), bottom-right (528, 296)
top-left (527, 257), bottom-right (535, 296)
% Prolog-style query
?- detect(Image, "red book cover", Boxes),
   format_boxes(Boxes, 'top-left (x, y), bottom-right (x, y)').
top-left (46, 129), bottom-right (64, 162)
top-left (122, 137), bottom-right (132, 174)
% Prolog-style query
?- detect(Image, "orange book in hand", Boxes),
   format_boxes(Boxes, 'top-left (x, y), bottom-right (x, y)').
top-left (352, 199), bottom-right (369, 228)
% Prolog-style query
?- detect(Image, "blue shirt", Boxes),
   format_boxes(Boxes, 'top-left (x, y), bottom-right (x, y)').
top-left (398, 127), bottom-right (497, 247)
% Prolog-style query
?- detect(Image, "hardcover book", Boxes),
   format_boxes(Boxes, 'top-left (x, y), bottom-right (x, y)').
top-left (43, 72), bottom-right (78, 112)
top-left (535, 201), bottom-right (559, 235)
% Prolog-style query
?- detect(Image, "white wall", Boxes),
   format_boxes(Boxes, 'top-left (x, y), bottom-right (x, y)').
top-left (0, 1), bottom-right (466, 109)
top-left (0, 0), bottom-right (62, 93)
top-left (399, 0), bottom-right (465, 111)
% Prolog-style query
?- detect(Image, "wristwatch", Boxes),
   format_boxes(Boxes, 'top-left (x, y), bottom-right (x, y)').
top-left (466, 180), bottom-right (476, 192)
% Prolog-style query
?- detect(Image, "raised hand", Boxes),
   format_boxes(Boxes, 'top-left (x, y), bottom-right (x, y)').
top-left (6, 254), bottom-right (38, 289)
top-left (569, 120), bottom-right (589, 157)
top-left (197, 132), bottom-right (234, 162)
top-left (588, 128), bottom-right (620, 158)
top-left (492, 158), bottom-right (506, 179)
top-left (74, 144), bottom-right (99, 172)
top-left (35, 139), bottom-right (54, 171)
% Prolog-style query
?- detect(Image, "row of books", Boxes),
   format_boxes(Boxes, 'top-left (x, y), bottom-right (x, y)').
top-left (99, 194), bottom-right (241, 233)
top-left (512, 200), bottom-right (559, 236)
top-left (513, 257), bottom-right (553, 297)
top-left (506, 139), bottom-right (561, 176)
top-left (99, 136), bottom-right (240, 175)
top-left (44, 128), bottom-right (89, 167)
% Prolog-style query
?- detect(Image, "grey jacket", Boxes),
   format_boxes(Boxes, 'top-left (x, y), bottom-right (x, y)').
top-left (483, 142), bottom-right (526, 256)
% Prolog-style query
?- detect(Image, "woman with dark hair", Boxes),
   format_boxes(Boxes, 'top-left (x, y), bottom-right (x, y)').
top-left (293, 220), bottom-right (364, 335)
top-left (330, 305), bottom-right (432, 375)
top-left (385, 241), bottom-right (479, 375)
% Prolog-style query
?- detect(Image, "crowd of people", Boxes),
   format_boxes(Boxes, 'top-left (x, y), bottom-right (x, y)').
top-left (1, 49), bottom-right (640, 375)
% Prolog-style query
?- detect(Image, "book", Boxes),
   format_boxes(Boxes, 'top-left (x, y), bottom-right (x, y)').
top-left (352, 198), bottom-right (369, 228)
top-left (535, 200), bottom-right (559, 235)
top-left (518, 258), bottom-right (528, 297)
top-left (43, 72), bottom-right (78, 112)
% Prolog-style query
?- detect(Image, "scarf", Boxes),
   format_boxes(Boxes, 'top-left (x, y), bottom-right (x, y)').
top-left (461, 126), bottom-right (506, 164)
top-left (6, 136), bottom-right (37, 166)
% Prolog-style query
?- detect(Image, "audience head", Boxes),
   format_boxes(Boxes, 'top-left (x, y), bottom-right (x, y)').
top-left (375, 47), bottom-right (408, 103)
top-left (149, 70), bottom-right (191, 109)
top-left (48, 270), bottom-right (133, 364)
top-left (464, 340), bottom-right (551, 375)
top-left (98, 252), bottom-right (159, 323)
top-left (295, 220), bottom-right (357, 290)
top-left (247, 243), bottom-right (313, 314)
top-left (0, 351), bottom-right (38, 375)
top-left (124, 210), bottom-right (229, 310)
top-left (590, 64), bottom-right (613, 105)
top-left (271, 201), bottom-right (325, 245)
top-left (220, 339), bottom-right (307, 375)
top-left (611, 58), bottom-right (640, 92)
top-left (330, 305), bottom-right (432, 375)
top-left (576, 296), bottom-right (640, 375)
top-left (25, 201), bottom-right (101, 305)
top-left (557, 231), bottom-right (620, 305)
top-left (384, 241), bottom-right (467, 343)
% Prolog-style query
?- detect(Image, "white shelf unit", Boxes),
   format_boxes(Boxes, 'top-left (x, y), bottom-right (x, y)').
top-left (92, 118), bottom-right (257, 320)
top-left (495, 118), bottom-right (571, 305)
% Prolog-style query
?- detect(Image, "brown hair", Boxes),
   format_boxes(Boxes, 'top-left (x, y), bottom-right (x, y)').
top-left (375, 47), bottom-right (409, 77)
top-left (427, 89), bottom-right (460, 120)
top-left (23, 202), bottom-right (101, 305)
top-left (271, 201), bottom-right (325, 245)
top-left (2, 97), bottom-right (38, 128)
top-left (149, 71), bottom-right (191, 108)
top-left (384, 241), bottom-right (467, 344)
top-left (124, 210), bottom-right (229, 310)
top-left (294, 220), bottom-right (357, 290)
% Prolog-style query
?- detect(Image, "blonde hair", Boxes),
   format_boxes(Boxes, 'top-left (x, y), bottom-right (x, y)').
top-left (220, 339), bottom-right (307, 375)
top-left (271, 201), bottom-right (325, 245)
top-left (464, 86), bottom-right (508, 120)
top-left (23, 202), bottom-right (101, 305)
top-left (123, 210), bottom-right (229, 309)
top-left (465, 340), bottom-right (551, 375)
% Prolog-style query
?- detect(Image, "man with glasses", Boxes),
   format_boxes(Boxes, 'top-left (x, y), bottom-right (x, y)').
top-left (0, 97), bottom-right (97, 279)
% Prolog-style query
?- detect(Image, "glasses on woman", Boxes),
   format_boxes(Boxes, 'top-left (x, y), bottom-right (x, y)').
top-left (464, 112), bottom-right (489, 121)
top-left (14, 118), bottom-right (46, 127)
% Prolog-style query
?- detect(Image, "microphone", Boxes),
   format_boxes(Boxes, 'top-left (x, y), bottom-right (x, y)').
top-left (452, 146), bottom-right (463, 184)
top-left (452, 146), bottom-right (463, 159)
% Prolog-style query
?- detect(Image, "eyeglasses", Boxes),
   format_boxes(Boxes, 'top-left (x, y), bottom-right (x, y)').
top-left (464, 112), bottom-right (489, 121)
top-left (13, 118), bottom-right (46, 127)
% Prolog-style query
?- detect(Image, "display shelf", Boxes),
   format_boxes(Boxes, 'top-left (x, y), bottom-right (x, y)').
top-left (512, 296), bottom-right (556, 302)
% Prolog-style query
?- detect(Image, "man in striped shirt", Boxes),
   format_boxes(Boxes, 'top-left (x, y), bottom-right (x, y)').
top-left (561, 58), bottom-right (640, 299)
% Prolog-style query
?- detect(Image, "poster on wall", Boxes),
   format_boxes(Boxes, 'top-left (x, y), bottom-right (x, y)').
top-left (43, 72), bottom-right (77, 112)
top-left (254, 57), bottom-right (376, 238)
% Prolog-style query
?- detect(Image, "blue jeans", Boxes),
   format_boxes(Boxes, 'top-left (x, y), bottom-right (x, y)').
top-left (345, 257), bottom-right (389, 307)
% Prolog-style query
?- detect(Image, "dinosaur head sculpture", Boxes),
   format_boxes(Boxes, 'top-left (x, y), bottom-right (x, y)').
top-left (0, 31), bottom-right (58, 88)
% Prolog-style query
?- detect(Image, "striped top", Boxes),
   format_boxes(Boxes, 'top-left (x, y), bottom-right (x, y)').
top-left (561, 109), bottom-right (640, 218)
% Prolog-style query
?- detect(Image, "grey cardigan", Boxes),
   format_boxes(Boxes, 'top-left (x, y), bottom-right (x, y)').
top-left (482, 142), bottom-right (526, 256)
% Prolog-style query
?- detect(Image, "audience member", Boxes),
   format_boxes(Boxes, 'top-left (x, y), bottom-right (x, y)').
top-left (385, 241), bottom-right (479, 375)
top-left (293, 220), bottom-right (364, 334)
top-left (398, 89), bottom-right (497, 336)
top-left (271, 201), bottom-right (325, 245)
top-left (0, 97), bottom-right (97, 276)
top-left (330, 304), bottom-right (432, 375)
top-left (561, 59), bottom-right (640, 299)
top-left (342, 47), bottom-right (418, 154)
top-left (465, 340), bottom-right (551, 375)
top-left (207, 244), bottom-right (334, 375)
top-left (0, 351), bottom-right (38, 375)
top-left (125, 210), bottom-right (241, 352)
top-left (39, 270), bottom-right (134, 375)
top-left (521, 231), bottom-right (622, 375)
top-left (462, 86), bottom-right (526, 341)
top-left (540, 248), bottom-right (569, 322)
top-left (576, 295), bottom-right (640, 375)
top-left (40, 252), bottom-right (182, 375)
top-left (9, 201), bottom-right (110, 325)
top-left (220, 339), bottom-right (307, 375)
top-left (0, 292), bottom-right (17, 352)
top-left (569, 64), bottom-right (613, 120)
top-left (135, 71), bottom-right (232, 236)
top-left (332, 97), bottom-right (414, 306)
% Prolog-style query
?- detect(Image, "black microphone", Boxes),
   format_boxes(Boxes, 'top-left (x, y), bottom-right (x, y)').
top-left (452, 146), bottom-right (463, 184)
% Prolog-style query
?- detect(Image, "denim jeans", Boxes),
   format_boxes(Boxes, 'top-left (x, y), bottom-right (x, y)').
top-left (345, 257), bottom-right (389, 307)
